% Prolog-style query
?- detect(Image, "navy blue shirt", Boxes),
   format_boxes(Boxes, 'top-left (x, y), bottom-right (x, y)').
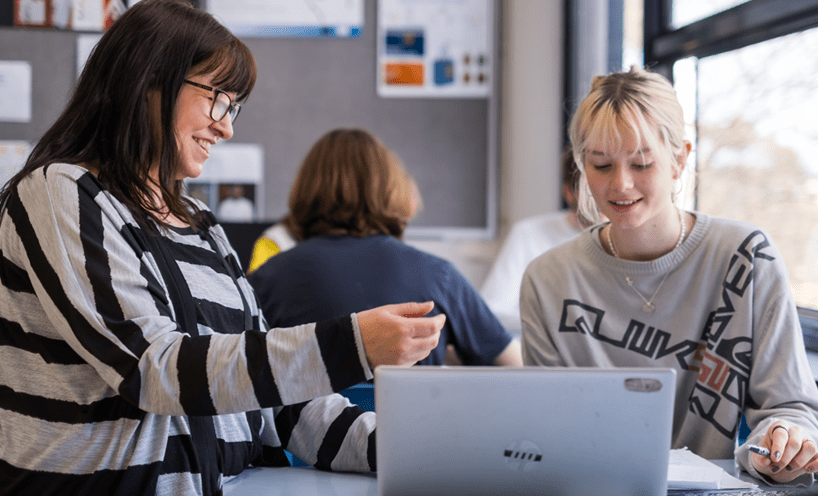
top-left (248, 234), bottom-right (512, 365)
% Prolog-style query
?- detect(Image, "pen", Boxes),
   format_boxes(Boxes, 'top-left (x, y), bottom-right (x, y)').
top-left (747, 444), bottom-right (770, 457)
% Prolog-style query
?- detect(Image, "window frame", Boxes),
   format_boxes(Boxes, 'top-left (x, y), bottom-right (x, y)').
top-left (642, 0), bottom-right (818, 317)
top-left (644, 0), bottom-right (818, 79)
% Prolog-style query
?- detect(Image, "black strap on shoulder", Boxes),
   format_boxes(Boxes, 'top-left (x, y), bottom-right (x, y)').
top-left (198, 229), bottom-right (253, 331)
top-left (144, 231), bottom-right (222, 495)
top-left (143, 232), bottom-right (199, 337)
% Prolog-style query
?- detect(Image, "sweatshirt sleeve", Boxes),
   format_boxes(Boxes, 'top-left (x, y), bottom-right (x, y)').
top-left (520, 256), bottom-right (568, 366)
top-left (734, 242), bottom-right (818, 485)
top-left (8, 164), bottom-right (369, 416)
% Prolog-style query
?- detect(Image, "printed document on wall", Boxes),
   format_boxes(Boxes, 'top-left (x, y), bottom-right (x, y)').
top-left (207, 0), bottom-right (363, 37)
top-left (184, 143), bottom-right (265, 223)
top-left (0, 61), bottom-right (32, 122)
top-left (377, 0), bottom-right (493, 98)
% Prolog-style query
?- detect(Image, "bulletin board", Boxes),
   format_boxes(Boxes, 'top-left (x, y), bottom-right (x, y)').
top-left (0, 0), bottom-right (501, 240)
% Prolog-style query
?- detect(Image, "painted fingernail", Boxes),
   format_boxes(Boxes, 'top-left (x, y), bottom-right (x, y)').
top-left (775, 451), bottom-right (781, 459)
top-left (786, 465), bottom-right (792, 471)
top-left (808, 466), bottom-right (815, 473)
top-left (771, 465), bottom-right (780, 473)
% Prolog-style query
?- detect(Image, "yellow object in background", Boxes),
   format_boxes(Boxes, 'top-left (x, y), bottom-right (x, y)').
top-left (247, 238), bottom-right (282, 274)
top-left (246, 223), bottom-right (297, 274)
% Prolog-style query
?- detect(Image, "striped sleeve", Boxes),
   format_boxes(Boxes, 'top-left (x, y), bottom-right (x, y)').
top-left (271, 395), bottom-right (376, 472)
top-left (7, 164), bottom-right (368, 415)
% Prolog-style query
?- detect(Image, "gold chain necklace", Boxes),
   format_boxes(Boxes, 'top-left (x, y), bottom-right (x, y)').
top-left (606, 208), bottom-right (685, 314)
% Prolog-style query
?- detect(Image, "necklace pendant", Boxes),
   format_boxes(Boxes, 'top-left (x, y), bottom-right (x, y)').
top-left (642, 303), bottom-right (655, 314)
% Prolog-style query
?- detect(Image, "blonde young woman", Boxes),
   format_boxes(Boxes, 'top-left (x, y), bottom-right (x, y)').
top-left (521, 66), bottom-right (818, 486)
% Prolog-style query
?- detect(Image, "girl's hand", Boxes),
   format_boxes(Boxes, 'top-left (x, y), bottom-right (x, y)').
top-left (751, 422), bottom-right (818, 483)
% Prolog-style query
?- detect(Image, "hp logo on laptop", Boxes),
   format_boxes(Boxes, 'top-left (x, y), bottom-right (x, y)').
top-left (504, 440), bottom-right (542, 471)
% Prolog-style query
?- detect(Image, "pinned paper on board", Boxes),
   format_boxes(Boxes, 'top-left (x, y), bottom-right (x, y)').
top-left (377, 0), bottom-right (493, 98)
top-left (0, 61), bottom-right (32, 123)
top-left (184, 143), bottom-right (264, 223)
top-left (77, 34), bottom-right (104, 79)
top-left (206, 0), bottom-right (363, 38)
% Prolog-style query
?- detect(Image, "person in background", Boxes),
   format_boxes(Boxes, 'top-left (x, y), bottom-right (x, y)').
top-left (480, 145), bottom-right (591, 334)
top-left (521, 66), bottom-right (818, 485)
top-left (245, 166), bottom-right (423, 274)
top-left (247, 214), bottom-right (297, 273)
top-left (249, 128), bottom-right (522, 367)
top-left (0, 2), bottom-right (444, 494)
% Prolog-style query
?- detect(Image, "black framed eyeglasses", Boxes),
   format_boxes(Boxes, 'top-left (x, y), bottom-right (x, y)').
top-left (183, 80), bottom-right (242, 124)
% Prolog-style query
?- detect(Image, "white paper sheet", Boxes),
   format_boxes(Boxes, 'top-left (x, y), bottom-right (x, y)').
top-left (0, 61), bottom-right (32, 123)
top-left (668, 448), bottom-right (758, 491)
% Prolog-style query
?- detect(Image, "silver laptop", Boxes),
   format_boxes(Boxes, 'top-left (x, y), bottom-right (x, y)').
top-left (375, 366), bottom-right (676, 496)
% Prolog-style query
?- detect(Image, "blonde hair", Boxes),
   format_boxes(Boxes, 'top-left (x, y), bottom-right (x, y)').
top-left (568, 66), bottom-right (688, 223)
top-left (286, 128), bottom-right (421, 241)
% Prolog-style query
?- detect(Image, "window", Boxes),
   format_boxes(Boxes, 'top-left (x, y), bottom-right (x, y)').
top-left (690, 28), bottom-right (818, 307)
top-left (671, 0), bottom-right (749, 28)
top-left (640, 0), bottom-right (818, 309)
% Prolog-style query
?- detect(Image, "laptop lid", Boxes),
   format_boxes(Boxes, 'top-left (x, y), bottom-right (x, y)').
top-left (375, 366), bottom-right (676, 496)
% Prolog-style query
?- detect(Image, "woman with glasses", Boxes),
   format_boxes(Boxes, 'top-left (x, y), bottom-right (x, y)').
top-left (0, 1), bottom-right (444, 495)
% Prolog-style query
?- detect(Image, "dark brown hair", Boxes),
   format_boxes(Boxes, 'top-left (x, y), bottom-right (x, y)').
top-left (0, 0), bottom-right (257, 232)
top-left (285, 128), bottom-right (421, 241)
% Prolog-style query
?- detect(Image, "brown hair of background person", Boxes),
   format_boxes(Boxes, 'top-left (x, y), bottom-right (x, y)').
top-left (284, 128), bottom-right (421, 241)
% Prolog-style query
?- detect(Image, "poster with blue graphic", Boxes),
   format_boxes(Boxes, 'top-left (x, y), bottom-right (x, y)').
top-left (377, 0), bottom-right (493, 98)
top-left (207, 0), bottom-right (363, 38)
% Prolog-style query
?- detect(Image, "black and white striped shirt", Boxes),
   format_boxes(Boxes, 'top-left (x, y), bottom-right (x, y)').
top-left (0, 164), bottom-right (375, 495)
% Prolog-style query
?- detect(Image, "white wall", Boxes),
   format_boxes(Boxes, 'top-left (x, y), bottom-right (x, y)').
top-left (407, 0), bottom-right (565, 289)
top-left (500, 0), bottom-right (564, 225)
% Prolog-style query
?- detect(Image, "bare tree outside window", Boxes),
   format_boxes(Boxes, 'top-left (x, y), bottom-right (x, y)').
top-left (679, 27), bottom-right (818, 308)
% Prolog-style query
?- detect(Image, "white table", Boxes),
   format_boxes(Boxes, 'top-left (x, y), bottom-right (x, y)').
top-left (222, 460), bottom-right (811, 495)
top-left (223, 466), bottom-right (377, 496)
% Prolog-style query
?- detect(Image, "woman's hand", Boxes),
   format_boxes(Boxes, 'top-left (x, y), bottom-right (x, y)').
top-left (357, 301), bottom-right (445, 368)
top-left (751, 422), bottom-right (818, 483)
